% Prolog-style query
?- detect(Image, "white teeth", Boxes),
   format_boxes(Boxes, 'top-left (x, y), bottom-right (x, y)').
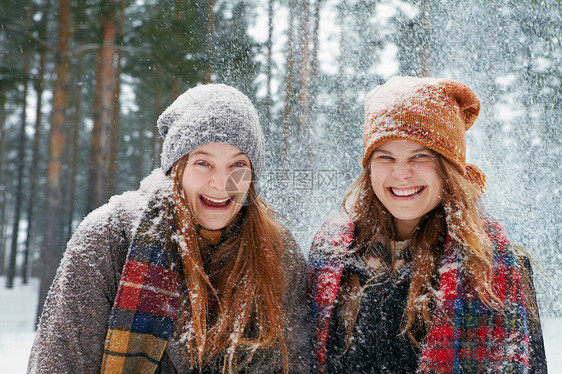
top-left (202, 195), bottom-right (230, 203)
top-left (391, 187), bottom-right (423, 196)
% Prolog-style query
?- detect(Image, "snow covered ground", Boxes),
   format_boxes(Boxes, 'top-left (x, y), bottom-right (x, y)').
top-left (1, 276), bottom-right (560, 373)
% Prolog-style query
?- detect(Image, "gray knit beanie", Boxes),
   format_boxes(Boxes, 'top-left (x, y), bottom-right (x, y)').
top-left (157, 83), bottom-right (265, 179)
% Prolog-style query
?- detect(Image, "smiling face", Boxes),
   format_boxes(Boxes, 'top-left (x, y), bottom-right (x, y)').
top-left (369, 140), bottom-right (444, 240)
top-left (181, 143), bottom-right (252, 230)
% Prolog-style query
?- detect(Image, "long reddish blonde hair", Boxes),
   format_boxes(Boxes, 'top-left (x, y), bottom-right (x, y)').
top-left (168, 156), bottom-right (288, 373)
top-left (337, 153), bottom-right (500, 348)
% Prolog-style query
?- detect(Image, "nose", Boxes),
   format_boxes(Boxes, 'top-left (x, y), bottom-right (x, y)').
top-left (209, 169), bottom-right (229, 191)
top-left (391, 162), bottom-right (413, 181)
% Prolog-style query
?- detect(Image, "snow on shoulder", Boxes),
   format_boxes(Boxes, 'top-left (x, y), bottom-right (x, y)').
top-left (77, 169), bottom-right (173, 231)
top-left (136, 168), bottom-right (173, 197)
top-left (310, 214), bottom-right (355, 263)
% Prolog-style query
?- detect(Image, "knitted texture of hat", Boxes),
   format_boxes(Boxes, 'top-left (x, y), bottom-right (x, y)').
top-left (362, 76), bottom-right (486, 191)
top-left (157, 84), bottom-right (264, 178)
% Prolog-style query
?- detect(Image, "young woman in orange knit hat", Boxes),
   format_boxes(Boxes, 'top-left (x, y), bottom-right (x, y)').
top-left (308, 76), bottom-right (547, 373)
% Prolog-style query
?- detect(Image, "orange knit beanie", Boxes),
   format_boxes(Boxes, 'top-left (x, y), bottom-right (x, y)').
top-left (362, 76), bottom-right (486, 192)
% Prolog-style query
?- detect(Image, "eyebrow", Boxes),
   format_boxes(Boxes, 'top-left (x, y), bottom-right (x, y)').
top-left (372, 149), bottom-right (392, 154)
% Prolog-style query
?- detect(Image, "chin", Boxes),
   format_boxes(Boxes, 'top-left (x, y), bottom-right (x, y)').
top-left (390, 211), bottom-right (424, 223)
top-left (200, 212), bottom-right (238, 229)
top-left (200, 220), bottom-right (229, 230)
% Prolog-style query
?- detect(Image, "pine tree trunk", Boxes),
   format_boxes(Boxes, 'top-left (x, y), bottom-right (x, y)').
top-left (265, 0), bottom-right (274, 127)
top-left (151, 66), bottom-right (163, 170)
top-left (38, 0), bottom-right (72, 325)
top-left (336, 1), bottom-right (345, 127)
top-left (419, 0), bottom-right (430, 77)
top-left (310, 0), bottom-right (320, 112)
top-left (108, 0), bottom-right (125, 197)
top-left (136, 113), bottom-right (146, 185)
top-left (0, 93), bottom-right (7, 276)
top-left (87, 51), bottom-right (102, 213)
top-left (205, 0), bottom-right (215, 83)
top-left (7, 0), bottom-right (33, 289)
top-left (282, 0), bottom-right (296, 164)
top-left (65, 53), bottom-right (83, 243)
top-left (297, 0), bottom-right (311, 131)
top-left (94, 0), bottom-right (116, 207)
top-left (23, 0), bottom-right (50, 284)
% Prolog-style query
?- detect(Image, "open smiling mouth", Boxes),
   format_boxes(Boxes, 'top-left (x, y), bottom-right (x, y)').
top-left (199, 195), bottom-right (233, 208)
top-left (389, 186), bottom-right (425, 197)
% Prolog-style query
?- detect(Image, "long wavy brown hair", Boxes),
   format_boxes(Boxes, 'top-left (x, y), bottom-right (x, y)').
top-left (336, 152), bottom-right (503, 349)
top-left (167, 156), bottom-right (288, 373)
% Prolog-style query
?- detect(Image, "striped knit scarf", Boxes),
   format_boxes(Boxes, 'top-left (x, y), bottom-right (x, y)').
top-left (308, 216), bottom-right (530, 373)
top-left (101, 196), bottom-right (182, 374)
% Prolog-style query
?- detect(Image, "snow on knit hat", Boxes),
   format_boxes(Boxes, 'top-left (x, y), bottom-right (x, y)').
top-left (158, 83), bottom-right (265, 178)
top-left (362, 76), bottom-right (486, 192)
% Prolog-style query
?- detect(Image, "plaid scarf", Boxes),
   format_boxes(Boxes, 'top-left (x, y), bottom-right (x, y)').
top-left (308, 216), bottom-right (530, 373)
top-left (101, 196), bottom-right (182, 374)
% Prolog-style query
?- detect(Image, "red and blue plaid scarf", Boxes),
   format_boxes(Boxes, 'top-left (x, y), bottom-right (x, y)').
top-left (308, 215), bottom-right (530, 373)
top-left (101, 197), bottom-right (182, 374)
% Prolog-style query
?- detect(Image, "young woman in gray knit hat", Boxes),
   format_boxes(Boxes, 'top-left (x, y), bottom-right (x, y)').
top-left (29, 84), bottom-right (313, 373)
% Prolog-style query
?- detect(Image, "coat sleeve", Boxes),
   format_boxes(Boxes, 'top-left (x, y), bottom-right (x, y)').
top-left (520, 255), bottom-right (548, 374)
top-left (307, 216), bottom-right (354, 373)
top-left (27, 197), bottom-right (136, 374)
top-left (485, 218), bottom-right (548, 373)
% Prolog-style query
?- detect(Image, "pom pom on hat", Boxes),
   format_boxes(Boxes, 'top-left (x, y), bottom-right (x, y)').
top-left (362, 76), bottom-right (485, 192)
top-left (158, 84), bottom-right (265, 179)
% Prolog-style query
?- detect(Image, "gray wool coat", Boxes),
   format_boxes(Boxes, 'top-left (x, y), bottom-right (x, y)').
top-left (28, 170), bottom-right (314, 373)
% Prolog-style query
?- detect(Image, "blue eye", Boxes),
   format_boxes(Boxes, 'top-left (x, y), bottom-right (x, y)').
top-left (233, 161), bottom-right (248, 167)
top-left (414, 153), bottom-right (430, 159)
top-left (195, 160), bottom-right (210, 167)
top-left (378, 155), bottom-right (393, 160)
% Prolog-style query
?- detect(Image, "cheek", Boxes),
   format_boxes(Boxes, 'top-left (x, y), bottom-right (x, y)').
top-left (425, 167), bottom-right (444, 199)
top-left (234, 180), bottom-right (251, 204)
top-left (435, 179), bottom-right (445, 200)
top-left (369, 174), bottom-right (385, 200)
top-left (181, 169), bottom-right (204, 200)
top-left (369, 165), bottom-right (386, 188)
top-left (241, 179), bottom-right (251, 194)
top-left (238, 167), bottom-right (252, 193)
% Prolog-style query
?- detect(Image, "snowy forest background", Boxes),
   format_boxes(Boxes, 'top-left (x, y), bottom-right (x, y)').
top-left (0, 0), bottom-right (561, 368)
